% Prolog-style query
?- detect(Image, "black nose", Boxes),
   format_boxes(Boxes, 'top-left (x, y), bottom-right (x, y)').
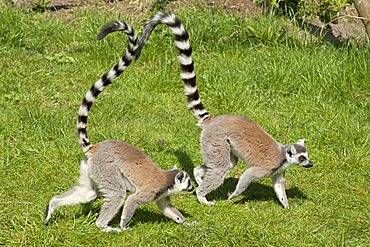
top-left (187, 184), bottom-right (194, 192)
top-left (304, 162), bottom-right (313, 168)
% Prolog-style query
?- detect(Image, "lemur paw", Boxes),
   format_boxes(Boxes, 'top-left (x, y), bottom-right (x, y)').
top-left (101, 227), bottom-right (122, 233)
top-left (197, 196), bottom-right (215, 206)
top-left (190, 220), bottom-right (199, 226)
top-left (183, 220), bottom-right (199, 226)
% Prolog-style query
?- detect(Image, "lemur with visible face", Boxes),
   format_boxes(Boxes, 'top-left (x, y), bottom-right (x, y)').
top-left (44, 21), bottom-right (196, 232)
top-left (130, 12), bottom-right (313, 208)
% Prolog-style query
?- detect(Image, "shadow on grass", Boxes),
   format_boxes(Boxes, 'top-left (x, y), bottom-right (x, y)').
top-left (154, 141), bottom-right (196, 176)
top-left (168, 150), bottom-right (308, 206)
top-left (297, 19), bottom-right (342, 46)
top-left (78, 200), bottom-right (193, 228)
top-left (205, 177), bottom-right (307, 206)
top-left (171, 150), bottom-right (196, 177)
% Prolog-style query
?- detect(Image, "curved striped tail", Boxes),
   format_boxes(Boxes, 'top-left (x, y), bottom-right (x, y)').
top-left (77, 21), bottom-right (138, 153)
top-left (136, 12), bottom-right (210, 127)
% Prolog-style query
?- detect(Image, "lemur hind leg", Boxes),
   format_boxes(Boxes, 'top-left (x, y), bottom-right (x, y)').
top-left (94, 170), bottom-right (127, 232)
top-left (229, 153), bottom-right (238, 168)
top-left (195, 164), bottom-right (230, 206)
top-left (95, 190), bottom-right (127, 232)
top-left (193, 164), bottom-right (207, 186)
top-left (196, 138), bottom-right (231, 206)
top-left (44, 159), bottom-right (97, 225)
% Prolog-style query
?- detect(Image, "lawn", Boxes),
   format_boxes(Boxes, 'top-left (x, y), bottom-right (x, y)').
top-left (0, 2), bottom-right (369, 246)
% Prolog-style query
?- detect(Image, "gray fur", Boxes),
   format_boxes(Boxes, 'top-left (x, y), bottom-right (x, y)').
top-left (196, 115), bottom-right (313, 207)
top-left (44, 21), bottom-right (197, 232)
top-left (134, 13), bottom-right (313, 208)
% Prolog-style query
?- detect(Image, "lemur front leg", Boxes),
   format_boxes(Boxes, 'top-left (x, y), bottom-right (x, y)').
top-left (272, 171), bottom-right (289, 208)
top-left (228, 166), bottom-right (270, 203)
top-left (119, 193), bottom-right (150, 231)
top-left (156, 196), bottom-right (198, 226)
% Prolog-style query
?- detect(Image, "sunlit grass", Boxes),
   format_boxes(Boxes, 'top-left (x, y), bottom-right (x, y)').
top-left (1, 3), bottom-right (369, 246)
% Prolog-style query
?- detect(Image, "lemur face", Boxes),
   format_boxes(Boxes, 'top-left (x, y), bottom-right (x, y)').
top-left (295, 151), bottom-right (313, 168)
top-left (173, 171), bottom-right (194, 194)
top-left (286, 140), bottom-right (313, 168)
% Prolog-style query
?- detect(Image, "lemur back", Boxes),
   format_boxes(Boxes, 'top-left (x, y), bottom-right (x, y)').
top-left (44, 21), bottom-right (196, 232)
top-left (135, 12), bottom-right (313, 207)
top-left (202, 115), bottom-right (283, 168)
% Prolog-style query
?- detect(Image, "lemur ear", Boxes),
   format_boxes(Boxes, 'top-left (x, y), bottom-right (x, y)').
top-left (170, 165), bottom-right (178, 171)
top-left (176, 171), bottom-right (185, 182)
top-left (296, 139), bottom-right (305, 146)
top-left (286, 145), bottom-right (297, 157)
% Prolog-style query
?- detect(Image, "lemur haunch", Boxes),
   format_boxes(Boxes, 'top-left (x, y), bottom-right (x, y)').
top-left (44, 21), bottom-right (196, 232)
top-left (134, 12), bottom-right (313, 208)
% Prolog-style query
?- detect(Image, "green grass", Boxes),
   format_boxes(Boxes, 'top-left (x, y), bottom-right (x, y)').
top-left (1, 3), bottom-right (369, 246)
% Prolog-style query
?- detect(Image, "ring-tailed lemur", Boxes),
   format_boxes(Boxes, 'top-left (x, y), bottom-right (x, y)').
top-left (44, 21), bottom-right (197, 232)
top-left (132, 12), bottom-right (313, 208)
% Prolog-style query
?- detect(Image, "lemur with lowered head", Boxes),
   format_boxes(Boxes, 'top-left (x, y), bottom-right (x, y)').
top-left (131, 12), bottom-right (313, 208)
top-left (44, 21), bottom-right (196, 232)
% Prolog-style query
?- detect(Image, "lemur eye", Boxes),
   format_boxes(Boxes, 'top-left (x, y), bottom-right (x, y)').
top-left (299, 156), bottom-right (306, 162)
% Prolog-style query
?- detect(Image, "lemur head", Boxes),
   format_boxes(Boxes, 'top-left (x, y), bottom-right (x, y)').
top-left (175, 170), bottom-right (194, 192)
top-left (285, 139), bottom-right (313, 168)
top-left (168, 167), bottom-right (194, 194)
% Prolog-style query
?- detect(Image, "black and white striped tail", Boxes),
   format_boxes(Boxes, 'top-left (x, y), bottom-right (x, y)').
top-left (77, 21), bottom-right (138, 153)
top-left (136, 12), bottom-right (210, 127)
